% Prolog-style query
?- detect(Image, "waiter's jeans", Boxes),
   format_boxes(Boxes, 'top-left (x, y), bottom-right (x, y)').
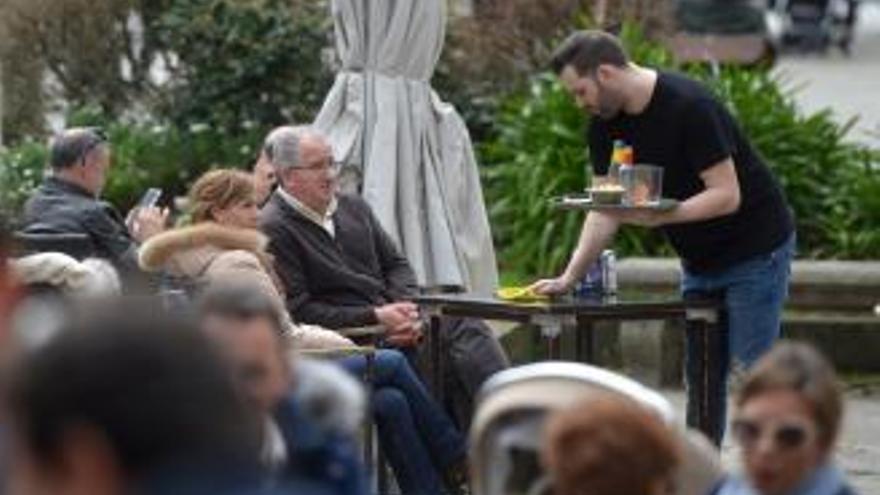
top-left (682, 232), bottom-right (796, 442)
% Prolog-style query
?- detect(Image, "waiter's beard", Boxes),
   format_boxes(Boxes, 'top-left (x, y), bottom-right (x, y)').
top-left (593, 83), bottom-right (624, 120)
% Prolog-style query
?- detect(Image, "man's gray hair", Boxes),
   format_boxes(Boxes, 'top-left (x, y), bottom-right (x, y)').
top-left (262, 125), bottom-right (314, 171)
top-left (49, 127), bottom-right (109, 170)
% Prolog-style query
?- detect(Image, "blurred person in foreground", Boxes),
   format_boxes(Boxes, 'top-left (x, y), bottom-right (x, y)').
top-left (20, 128), bottom-right (167, 282)
top-left (0, 212), bottom-right (20, 337)
top-left (713, 342), bottom-right (857, 495)
top-left (198, 285), bottom-right (366, 495)
top-left (1, 302), bottom-right (320, 495)
top-left (542, 394), bottom-right (680, 495)
top-left (259, 125), bottom-right (509, 429)
top-left (199, 285), bottom-right (467, 495)
top-left (0, 211), bottom-right (21, 493)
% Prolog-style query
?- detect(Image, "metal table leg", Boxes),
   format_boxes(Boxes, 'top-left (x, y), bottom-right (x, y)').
top-left (575, 316), bottom-right (596, 363)
top-left (532, 314), bottom-right (574, 360)
top-left (685, 306), bottom-right (722, 445)
top-left (422, 306), bottom-right (445, 403)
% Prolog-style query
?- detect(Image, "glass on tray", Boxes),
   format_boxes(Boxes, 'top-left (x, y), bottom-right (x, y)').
top-left (620, 164), bottom-right (663, 206)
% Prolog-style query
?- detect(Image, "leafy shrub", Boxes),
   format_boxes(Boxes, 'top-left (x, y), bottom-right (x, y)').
top-left (0, 139), bottom-right (49, 211)
top-left (156, 0), bottom-right (333, 132)
top-left (480, 28), bottom-right (880, 278)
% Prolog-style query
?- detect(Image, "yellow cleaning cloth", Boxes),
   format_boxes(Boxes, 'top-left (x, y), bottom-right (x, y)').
top-left (496, 286), bottom-right (550, 302)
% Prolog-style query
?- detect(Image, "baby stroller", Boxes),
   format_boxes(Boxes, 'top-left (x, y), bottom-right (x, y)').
top-left (469, 362), bottom-right (722, 495)
top-left (777, 0), bottom-right (858, 54)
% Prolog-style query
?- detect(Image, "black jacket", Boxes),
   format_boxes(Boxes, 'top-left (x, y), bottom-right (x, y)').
top-left (21, 177), bottom-right (139, 274)
top-left (259, 193), bottom-right (418, 329)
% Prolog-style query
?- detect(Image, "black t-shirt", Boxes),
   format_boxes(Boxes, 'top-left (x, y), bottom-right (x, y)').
top-left (589, 71), bottom-right (793, 273)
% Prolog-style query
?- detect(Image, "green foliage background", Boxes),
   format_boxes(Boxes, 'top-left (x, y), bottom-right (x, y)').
top-left (1, 0), bottom-right (330, 216)
top-left (0, 6), bottom-right (877, 275)
top-left (157, 0), bottom-right (332, 132)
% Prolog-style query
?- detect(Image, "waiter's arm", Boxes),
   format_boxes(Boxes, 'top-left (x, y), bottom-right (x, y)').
top-left (669, 158), bottom-right (741, 223)
top-left (616, 158), bottom-right (741, 227)
top-left (530, 208), bottom-right (620, 295)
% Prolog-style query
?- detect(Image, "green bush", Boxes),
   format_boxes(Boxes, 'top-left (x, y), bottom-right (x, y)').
top-left (156, 0), bottom-right (333, 132)
top-left (481, 29), bottom-right (880, 278)
top-left (0, 139), bottom-right (49, 211)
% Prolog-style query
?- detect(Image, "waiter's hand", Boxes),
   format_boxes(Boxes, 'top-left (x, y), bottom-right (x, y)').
top-left (529, 275), bottom-right (575, 295)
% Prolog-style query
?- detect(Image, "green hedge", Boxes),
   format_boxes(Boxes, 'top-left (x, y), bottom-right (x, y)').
top-left (480, 29), bottom-right (880, 278)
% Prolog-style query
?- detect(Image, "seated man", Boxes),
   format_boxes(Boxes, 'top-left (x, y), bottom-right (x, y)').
top-left (259, 125), bottom-right (509, 428)
top-left (20, 127), bottom-right (166, 281)
top-left (198, 285), bottom-right (468, 495)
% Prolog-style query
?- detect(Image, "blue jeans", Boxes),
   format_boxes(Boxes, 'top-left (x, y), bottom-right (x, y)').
top-left (683, 232), bottom-right (795, 441)
top-left (339, 350), bottom-right (465, 495)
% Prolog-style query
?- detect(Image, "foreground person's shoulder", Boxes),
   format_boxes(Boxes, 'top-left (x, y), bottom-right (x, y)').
top-left (837, 484), bottom-right (860, 495)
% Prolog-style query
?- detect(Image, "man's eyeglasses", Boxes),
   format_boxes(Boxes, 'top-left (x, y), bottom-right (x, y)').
top-left (732, 417), bottom-right (816, 451)
top-left (293, 160), bottom-right (343, 173)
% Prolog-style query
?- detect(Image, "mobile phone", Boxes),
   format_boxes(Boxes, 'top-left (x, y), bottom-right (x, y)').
top-left (138, 188), bottom-right (163, 209)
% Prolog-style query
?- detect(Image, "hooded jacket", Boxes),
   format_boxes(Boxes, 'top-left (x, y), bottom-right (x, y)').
top-left (138, 222), bottom-right (352, 349)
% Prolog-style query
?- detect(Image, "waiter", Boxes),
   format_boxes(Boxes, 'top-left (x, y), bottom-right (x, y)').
top-left (530, 31), bottom-right (795, 439)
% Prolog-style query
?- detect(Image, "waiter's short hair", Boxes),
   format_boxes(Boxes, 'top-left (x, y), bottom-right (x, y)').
top-left (550, 30), bottom-right (630, 76)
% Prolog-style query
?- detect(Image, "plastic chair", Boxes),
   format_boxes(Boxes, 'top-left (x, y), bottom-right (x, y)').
top-left (14, 231), bottom-right (94, 260)
top-left (469, 362), bottom-right (723, 495)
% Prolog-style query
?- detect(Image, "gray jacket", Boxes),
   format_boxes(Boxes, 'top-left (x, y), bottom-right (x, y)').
top-left (21, 177), bottom-right (139, 275)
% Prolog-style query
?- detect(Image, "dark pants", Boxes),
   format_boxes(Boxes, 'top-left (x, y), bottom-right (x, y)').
top-left (339, 350), bottom-right (465, 495)
top-left (411, 316), bottom-right (510, 431)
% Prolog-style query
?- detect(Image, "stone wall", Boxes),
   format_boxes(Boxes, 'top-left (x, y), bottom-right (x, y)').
top-left (613, 258), bottom-right (880, 385)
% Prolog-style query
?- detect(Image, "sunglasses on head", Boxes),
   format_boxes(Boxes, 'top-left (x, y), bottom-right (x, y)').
top-left (732, 418), bottom-right (815, 451)
top-left (78, 127), bottom-right (108, 165)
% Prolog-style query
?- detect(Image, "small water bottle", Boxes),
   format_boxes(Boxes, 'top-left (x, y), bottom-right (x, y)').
top-left (601, 250), bottom-right (618, 295)
top-left (574, 259), bottom-right (604, 297)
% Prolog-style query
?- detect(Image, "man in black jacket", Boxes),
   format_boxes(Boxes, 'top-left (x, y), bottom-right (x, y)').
top-left (259, 126), bottom-right (509, 428)
top-left (20, 127), bottom-right (166, 278)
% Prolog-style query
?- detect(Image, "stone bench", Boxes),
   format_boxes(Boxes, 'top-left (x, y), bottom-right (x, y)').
top-left (613, 258), bottom-right (880, 385)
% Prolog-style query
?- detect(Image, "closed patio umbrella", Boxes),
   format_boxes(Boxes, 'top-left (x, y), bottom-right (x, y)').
top-left (314, 0), bottom-right (498, 294)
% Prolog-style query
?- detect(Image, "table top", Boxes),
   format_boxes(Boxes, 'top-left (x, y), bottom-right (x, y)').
top-left (413, 291), bottom-right (721, 320)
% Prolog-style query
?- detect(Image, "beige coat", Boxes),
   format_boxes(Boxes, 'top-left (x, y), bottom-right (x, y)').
top-left (138, 222), bottom-right (353, 349)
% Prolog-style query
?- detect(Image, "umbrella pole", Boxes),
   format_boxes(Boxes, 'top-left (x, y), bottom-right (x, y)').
top-left (360, 0), bottom-right (371, 189)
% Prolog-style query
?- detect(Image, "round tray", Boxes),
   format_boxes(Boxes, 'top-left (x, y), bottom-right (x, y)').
top-left (550, 195), bottom-right (679, 212)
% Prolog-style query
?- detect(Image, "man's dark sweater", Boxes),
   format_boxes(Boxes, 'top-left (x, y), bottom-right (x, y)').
top-left (262, 191), bottom-right (509, 430)
top-left (260, 193), bottom-right (418, 329)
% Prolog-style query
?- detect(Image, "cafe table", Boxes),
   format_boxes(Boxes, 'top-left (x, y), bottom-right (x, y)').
top-left (414, 291), bottom-right (725, 444)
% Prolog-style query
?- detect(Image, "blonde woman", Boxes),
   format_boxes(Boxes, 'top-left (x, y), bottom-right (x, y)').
top-left (139, 169), bottom-right (351, 349)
